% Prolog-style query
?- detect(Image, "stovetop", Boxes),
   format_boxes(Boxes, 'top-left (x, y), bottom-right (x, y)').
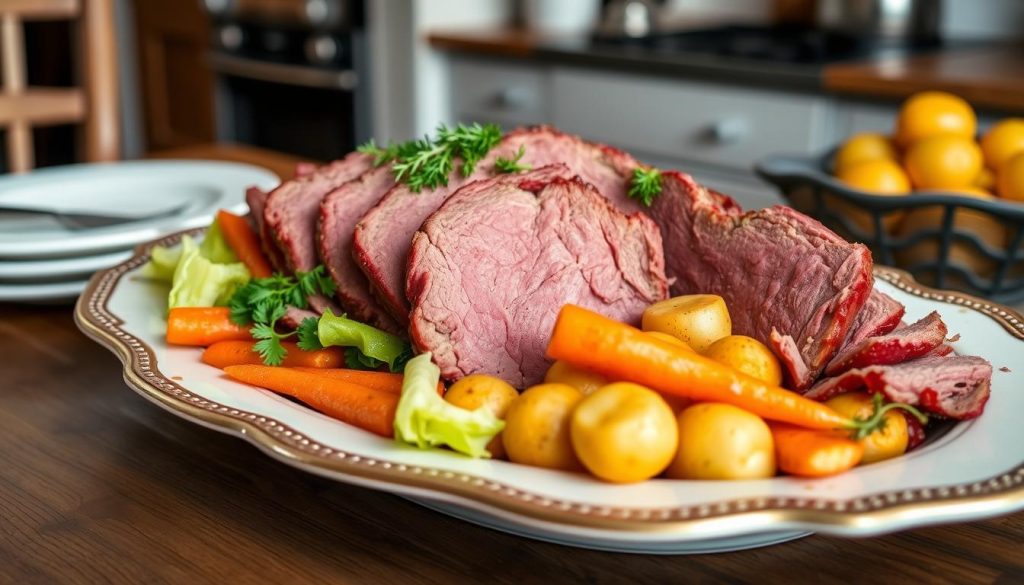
top-left (592, 25), bottom-right (943, 66)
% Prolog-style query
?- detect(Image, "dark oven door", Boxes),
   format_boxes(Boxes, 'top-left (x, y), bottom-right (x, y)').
top-left (211, 52), bottom-right (362, 161)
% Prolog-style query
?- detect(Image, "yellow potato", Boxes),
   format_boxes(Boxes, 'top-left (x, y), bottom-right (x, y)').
top-left (445, 374), bottom-right (520, 458)
top-left (825, 392), bottom-right (908, 464)
top-left (703, 335), bottom-right (783, 386)
top-left (666, 403), bottom-right (775, 480)
top-left (502, 383), bottom-right (583, 471)
top-left (570, 382), bottom-right (678, 483)
top-left (544, 360), bottom-right (608, 395)
top-left (641, 295), bottom-right (731, 353)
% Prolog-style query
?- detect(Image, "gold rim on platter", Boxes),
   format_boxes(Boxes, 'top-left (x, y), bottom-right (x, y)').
top-left (74, 228), bottom-right (1024, 536)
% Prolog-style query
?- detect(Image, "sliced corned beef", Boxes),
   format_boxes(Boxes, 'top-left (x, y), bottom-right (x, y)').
top-left (804, 355), bottom-right (992, 419)
top-left (318, 165), bottom-right (402, 334)
top-left (841, 291), bottom-right (905, 349)
top-left (646, 171), bottom-right (874, 391)
top-left (825, 311), bottom-right (948, 376)
top-left (264, 151), bottom-right (374, 273)
top-left (354, 126), bottom-right (640, 326)
top-left (407, 167), bottom-right (667, 387)
top-left (246, 186), bottom-right (288, 272)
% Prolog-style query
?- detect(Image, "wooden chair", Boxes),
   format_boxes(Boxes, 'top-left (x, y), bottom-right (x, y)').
top-left (0, 0), bottom-right (119, 173)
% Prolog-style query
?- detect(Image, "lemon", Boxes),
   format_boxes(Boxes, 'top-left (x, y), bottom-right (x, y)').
top-left (997, 152), bottom-right (1024, 202)
top-left (834, 133), bottom-right (898, 174)
top-left (903, 135), bottom-right (983, 190)
top-left (981, 118), bottom-right (1024, 171)
top-left (895, 91), bottom-right (977, 147)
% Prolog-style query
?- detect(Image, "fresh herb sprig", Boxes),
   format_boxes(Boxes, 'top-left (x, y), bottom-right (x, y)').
top-left (494, 145), bottom-right (532, 174)
top-left (228, 266), bottom-right (336, 366)
top-left (628, 166), bottom-right (663, 207)
top-left (358, 123), bottom-right (504, 192)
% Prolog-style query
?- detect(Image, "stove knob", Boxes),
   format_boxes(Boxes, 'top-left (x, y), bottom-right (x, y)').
top-left (218, 24), bottom-right (244, 51)
top-left (306, 35), bottom-right (340, 65)
top-left (305, 0), bottom-right (341, 26)
top-left (262, 30), bottom-right (288, 53)
top-left (202, 0), bottom-right (233, 17)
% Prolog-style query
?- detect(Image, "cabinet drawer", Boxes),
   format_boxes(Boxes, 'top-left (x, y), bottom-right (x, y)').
top-left (450, 58), bottom-right (549, 127)
top-left (551, 69), bottom-right (832, 171)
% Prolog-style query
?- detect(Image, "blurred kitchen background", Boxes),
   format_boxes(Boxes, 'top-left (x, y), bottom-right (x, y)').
top-left (10, 0), bottom-right (1024, 210)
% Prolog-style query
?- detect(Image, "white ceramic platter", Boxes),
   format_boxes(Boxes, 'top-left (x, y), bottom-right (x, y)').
top-left (0, 248), bottom-right (133, 282)
top-left (1, 279), bottom-right (88, 303)
top-left (75, 230), bottom-right (1024, 554)
top-left (0, 161), bottom-right (278, 260)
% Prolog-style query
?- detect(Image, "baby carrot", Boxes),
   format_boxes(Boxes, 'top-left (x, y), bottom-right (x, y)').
top-left (223, 365), bottom-right (398, 437)
top-left (546, 305), bottom-right (857, 432)
top-left (167, 307), bottom-right (251, 346)
top-left (768, 422), bottom-right (864, 478)
top-left (216, 209), bottom-right (273, 278)
top-left (202, 341), bottom-right (344, 369)
top-left (294, 367), bottom-right (446, 396)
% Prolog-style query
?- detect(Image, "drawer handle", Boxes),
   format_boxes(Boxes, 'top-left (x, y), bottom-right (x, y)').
top-left (708, 119), bottom-right (748, 145)
top-left (491, 87), bottom-right (533, 110)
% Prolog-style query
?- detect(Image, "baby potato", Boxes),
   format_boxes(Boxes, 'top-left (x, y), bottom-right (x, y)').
top-left (544, 360), bottom-right (608, 395)
top-left (642, 295), bottom-right (731, 352)
top-left (825, 392), bottom-right (908, 464)
top-left (570, 382), bottom-right (678, 483)
top-left (502, 383), bottom-right (584, 471)
top-left (666, 403), bottom-right (775, 480)
top-left (703, 335), bottom-right (783, 386)
top-left (446, 374), bottom-right (520, 458)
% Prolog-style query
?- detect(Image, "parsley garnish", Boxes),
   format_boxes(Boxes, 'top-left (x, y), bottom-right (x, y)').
top-left (228, 266), bottom-right (336, 365)
top-left (357, 123), bottom-right (504, 192)
top-left (628, 167), bottom-right (663, 207)
top-left (296, 317), bottom-right (323, 351)
top-left (494, 145), bottom-right (532, 174)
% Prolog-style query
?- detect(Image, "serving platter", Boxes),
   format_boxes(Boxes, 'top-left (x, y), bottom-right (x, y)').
top-left (75, 228), bottom-right (1024, 554)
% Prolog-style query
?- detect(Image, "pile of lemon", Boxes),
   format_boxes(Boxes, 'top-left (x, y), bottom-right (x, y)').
top-left (835, 91), bottom-right (1024, 201)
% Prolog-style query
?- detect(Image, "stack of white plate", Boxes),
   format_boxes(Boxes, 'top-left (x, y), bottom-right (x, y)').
top-left (0, 161), bottom-right (279, 303)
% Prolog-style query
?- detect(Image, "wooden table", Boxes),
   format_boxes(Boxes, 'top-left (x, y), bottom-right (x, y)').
top-left (2, 304), bottom-right (1022, 584)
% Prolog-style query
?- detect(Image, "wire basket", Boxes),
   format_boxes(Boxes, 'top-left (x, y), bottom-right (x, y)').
top-left (755, 150), bottom-right (1024, 303)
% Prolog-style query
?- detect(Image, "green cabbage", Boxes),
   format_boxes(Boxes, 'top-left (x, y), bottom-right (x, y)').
top-left (317, 309), bottom-right (410, 371)
top-left (142, 219), bottom-right (250, 309)
top-left (393, 352), bottom-right (505, 458)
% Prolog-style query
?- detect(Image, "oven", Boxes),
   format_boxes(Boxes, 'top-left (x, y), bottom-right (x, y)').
top-left (202, 0), bottom-right (369, 161)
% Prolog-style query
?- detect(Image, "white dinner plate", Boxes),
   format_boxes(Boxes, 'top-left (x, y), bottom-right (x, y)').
top-left (75, 229), bottom-right (1024, 554)
top-left (0, 248), bottom-right (133, 282)
top-left (0, 161), bottom-right (278, 260)
top-left (1, 278), bottom-right (88, 303)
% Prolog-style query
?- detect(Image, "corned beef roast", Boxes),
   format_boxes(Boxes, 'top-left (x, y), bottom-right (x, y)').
top-left (840, 291), bottom-right (905, 350)
top-left (245, 186), bottom-right (287, 272)
top-left (318, 165), bottom-right (402, 334)
top-left (407, 166), bottom-right (668, 387)
top-left (353, 126), bottom-right (640, 327)
top-left (825, 311), bottom-right (947, 376)
top-left (646, 171), bottom-right (874, 390)
top-left (805, 355), bottom-right (992, 419)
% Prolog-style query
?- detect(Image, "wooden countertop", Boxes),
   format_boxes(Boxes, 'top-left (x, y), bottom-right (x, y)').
top-left (428, 29), bottom-right (1024, 112)
top-left (3, 302), bottom-right (1024, 582)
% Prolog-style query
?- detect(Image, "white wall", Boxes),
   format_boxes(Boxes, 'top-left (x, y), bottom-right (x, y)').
top-left (368, 0), bottom-right (512, 142)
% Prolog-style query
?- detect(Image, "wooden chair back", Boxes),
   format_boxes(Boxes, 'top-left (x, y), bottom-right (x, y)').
top-left (0, 0), bottom-right (119, 173)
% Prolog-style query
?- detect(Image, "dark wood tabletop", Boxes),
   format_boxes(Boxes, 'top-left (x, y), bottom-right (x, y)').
top-left (2, 303), bottom-right (1022, 584)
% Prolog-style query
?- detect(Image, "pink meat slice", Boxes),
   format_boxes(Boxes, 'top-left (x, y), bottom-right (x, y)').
top-left (804, 355), bottom-right (992, 419)
top-left (245, 186), bottom-right (287, 273)
top-left (841, 291), bottom-right (906, 349)
top-left (407, 167), bottom-right (667, 387)
top-left (645, 171), bottom-right (874, 391)
top-left (353, 126), bottom-right (640, 326)
top-left (318, 165), bottom-right (402, 334)
top-left (824, 311), bottom-right (948, 376)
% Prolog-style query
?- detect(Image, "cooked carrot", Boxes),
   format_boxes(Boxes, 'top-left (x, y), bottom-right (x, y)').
top-left (202, 341), bottom-right (344, 369)
top-left (223, 365), bottom-right (398, 437)
top-left (768, 422), bottom-right (864, 478)
top-left (216, 209), bottom-right (273, 278)
top-left (167, 307), bottom-right (251, 346)
top-left (294, 367), bottom-right (445, 396)
top-left (546, 305), bottom-right (858, 432)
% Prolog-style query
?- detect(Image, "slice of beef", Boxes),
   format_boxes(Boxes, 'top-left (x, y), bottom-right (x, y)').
top-left (825, 311), bottom-right (948, 376)
top-left (353, 126), bottom-right (640, 326)
top-left (927, 343), bottom-right (955, 358)
top-left (318, 165), bottom-right (402, 334)
top-left (264, 151), bottom-right (374, 273)
top-left (646, 171), bottom-right (873, 391)
top-left (246, 186), bottom-right (288, 272)
top-left (280, 306), bottom-right (319, 330)
top-left (841, 291), bottom-right (905, 349)
top-left (407, 167), bottom-right (667, 387)
top-left (804, 355), bottom-right (992, 419)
